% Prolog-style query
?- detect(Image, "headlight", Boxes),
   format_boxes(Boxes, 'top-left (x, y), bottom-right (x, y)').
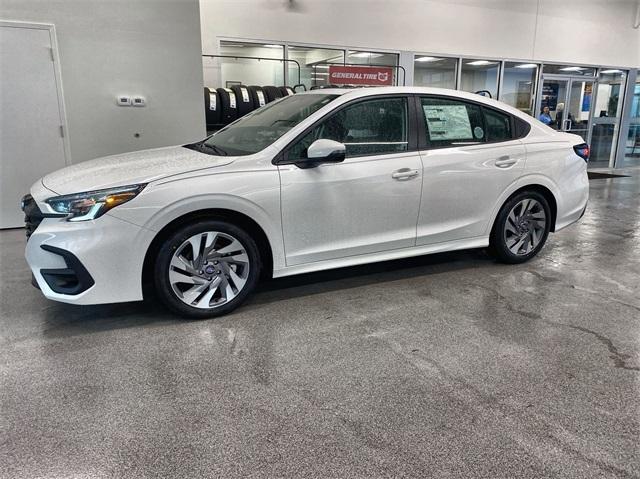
top-left (46, 184), bottom-right (146, 222)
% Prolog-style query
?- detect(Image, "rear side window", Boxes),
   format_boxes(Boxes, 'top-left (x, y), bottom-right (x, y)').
top-left (483, 107), bottom-right (512, 142)
top-left (288, 97), bottom-right (408, 159)
top-left (420, 97), bottom-right (484, 147)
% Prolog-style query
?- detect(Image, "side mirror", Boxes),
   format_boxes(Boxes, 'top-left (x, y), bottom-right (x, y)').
top-left (301, 139), bottom-right (346, 168)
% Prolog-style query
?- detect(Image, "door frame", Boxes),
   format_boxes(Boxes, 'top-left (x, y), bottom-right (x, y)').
top-left (535, 73), bottom-right (596, 145)
top-left (1, 20), bottom-right (71, 165)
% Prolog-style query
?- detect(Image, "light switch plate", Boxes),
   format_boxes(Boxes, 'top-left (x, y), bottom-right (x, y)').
top-left (117, 95), bottom-right (131, 106)
top-left (132, 96), bottom-right (146, 107)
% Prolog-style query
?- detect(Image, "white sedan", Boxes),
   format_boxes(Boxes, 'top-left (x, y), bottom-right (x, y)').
top-left (23, 87), bottom-right (589, 318)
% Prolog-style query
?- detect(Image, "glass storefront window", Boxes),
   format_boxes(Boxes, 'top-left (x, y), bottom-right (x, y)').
top-left (500, 62), bottom-right (539, 116)
top-left (460, 59), bottom-right (500, 98)
top-left (287, 45), bottom-right (344, 89)
top-left (346, 50), bottom-right (398, 66)
top-left (413, 56), bottom-right (457, 89)
top-left (346, 50), bottom-right (399, 85)
top-left (218, 41), bottom-right (285, 87)
top-left (542, 64), bottom-right (597, 77)
top-left (590, 70), bottom-right (626, 167)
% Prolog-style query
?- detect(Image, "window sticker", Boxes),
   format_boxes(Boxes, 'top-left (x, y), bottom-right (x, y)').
top-left (423, 104), bottom-right (472, 141)
top-left (473, 126), bottom-right (484, 139)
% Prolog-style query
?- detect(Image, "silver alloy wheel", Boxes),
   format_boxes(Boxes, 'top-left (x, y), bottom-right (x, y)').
top-left (504, 198), bottom-right (547, 256)
top-left (169, 231), bottom-right (250, 309)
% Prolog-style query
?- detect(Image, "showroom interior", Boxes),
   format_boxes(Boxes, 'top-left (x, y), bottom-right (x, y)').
top-left (1, 0), bottom-right (640, 478)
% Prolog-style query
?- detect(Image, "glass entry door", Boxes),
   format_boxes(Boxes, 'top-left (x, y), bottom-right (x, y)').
top-left (590, 70), bottom-right (626, 168)
top-left (566, 79), bottom-right (594, 141)
top-left (538, 76), bottom-right (595, 143)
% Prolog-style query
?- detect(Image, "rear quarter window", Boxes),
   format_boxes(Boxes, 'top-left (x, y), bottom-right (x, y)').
top-left (514, 116), bottom-right (532, 138)
top-left (483, 108), bottom-right (512, 142)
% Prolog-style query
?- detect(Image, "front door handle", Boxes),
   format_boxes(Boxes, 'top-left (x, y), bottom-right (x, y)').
top-left (391, 168), bottom-right (419, 180)
top-left (495, 156), bottom-right (517, 168)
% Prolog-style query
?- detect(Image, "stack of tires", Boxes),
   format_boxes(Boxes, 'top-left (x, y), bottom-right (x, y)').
top-left (204, 85), bottom-right (296, 131)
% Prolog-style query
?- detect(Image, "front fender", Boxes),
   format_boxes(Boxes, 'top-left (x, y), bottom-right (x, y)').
top-left (107, 170), bottom-right (285, 271)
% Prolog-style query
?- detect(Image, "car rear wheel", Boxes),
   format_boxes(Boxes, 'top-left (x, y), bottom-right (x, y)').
top-left (154, 220), bottom-right (261, 319)
top-left (490, 191), bottom-right (551, 264)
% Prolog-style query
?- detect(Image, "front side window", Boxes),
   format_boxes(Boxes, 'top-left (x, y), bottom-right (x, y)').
top-left (288, 97), bottom-right (408, 159)
top-left (201, 94), bottom-right (337, 156)
top-left (420, 97), bottom-right (484, 147)
top-left (483, 108), bottom-right (512, 142)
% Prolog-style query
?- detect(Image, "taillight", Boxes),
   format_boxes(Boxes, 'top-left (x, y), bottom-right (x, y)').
top-left (573, 143), bottom-right (590, 162)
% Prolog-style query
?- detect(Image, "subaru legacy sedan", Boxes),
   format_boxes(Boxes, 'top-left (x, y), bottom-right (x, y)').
top-left (22, 87), bottom-right (589, 318)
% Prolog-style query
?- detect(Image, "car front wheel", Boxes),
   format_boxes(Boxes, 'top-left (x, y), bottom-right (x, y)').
top-left (490, 191), bottom-right (551, 264)
top-left (154, 220), bottom-right (261, 319)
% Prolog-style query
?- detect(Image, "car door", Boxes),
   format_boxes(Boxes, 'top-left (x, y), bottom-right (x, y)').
top-left (415, 95), bottom-right (526, 245)
top-left (277, 95), bottom-right (423, 266)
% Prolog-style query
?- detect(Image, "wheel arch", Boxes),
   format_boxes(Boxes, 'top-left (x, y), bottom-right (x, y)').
top-left (490, 183), bottom-right (558, 238)
top-left (142, 208), bottom-right (275, 298)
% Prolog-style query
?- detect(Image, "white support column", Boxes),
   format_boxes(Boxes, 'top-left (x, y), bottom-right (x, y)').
top-left (398, 51), bottom-right (414, 87)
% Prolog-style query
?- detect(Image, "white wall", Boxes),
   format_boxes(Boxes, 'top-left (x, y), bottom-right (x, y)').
top-left (200, 0), bottom-right (640, 72)
top-left (1, 0), bottom-right (206, 164)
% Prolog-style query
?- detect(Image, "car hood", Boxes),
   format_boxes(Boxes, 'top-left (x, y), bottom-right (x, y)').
top-left (41, 145), bottom-right (235, 195)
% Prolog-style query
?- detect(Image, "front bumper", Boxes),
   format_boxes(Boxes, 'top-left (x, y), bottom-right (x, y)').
top-left (25, 214), bottom-right (153, 305)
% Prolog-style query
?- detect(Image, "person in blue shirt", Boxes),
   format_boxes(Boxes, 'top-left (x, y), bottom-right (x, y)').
top-left (539, 106), bottom-right (553, 125)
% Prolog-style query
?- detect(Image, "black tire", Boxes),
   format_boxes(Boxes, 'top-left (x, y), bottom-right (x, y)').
top-left (263, 85), bottom-right (283, 103)
top-left (230, 85), bottom-right (255, 117)
top-left (204, 87), bottom-right (221, 127)
top-left (279, 86), bottom-right (294, 96)
top-left (216, 87), bottom-right (238, 124)
top-left (490, 190), bottom-right (551, 264)
top-left (154, 220), bottom-right (261, 319)
top-left (248, 85), bottom-right (268, 109)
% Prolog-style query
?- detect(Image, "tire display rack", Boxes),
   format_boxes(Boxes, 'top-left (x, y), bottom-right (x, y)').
top-left (202, 54), bottom-right (306, 131)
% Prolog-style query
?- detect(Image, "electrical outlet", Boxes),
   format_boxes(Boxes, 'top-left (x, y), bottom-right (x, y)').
top-left (132, 96), bottom-right (146, 107)
top-left (117, 95), bottom-right (131, 106)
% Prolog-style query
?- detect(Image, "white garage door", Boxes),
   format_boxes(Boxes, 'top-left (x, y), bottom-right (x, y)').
top-left (0, 23), bottom-right (68, 228)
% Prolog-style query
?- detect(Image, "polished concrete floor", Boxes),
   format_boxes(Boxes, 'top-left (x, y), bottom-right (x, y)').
top-left (1, 174), bottom-right (639, 478)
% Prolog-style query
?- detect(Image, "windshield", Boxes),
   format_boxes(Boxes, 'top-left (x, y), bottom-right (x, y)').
top-left (200, 93), bottom-right (338, 156)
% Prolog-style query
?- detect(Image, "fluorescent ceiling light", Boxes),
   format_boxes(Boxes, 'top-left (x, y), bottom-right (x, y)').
top-left (515, 63), bottom-right (538, 69)
top-left (601, 69), bottom-right (623, 74)
top-left (467, 60), bottom-right (495, 66)
top-left (263, 44), bottom-right (283, 49)
top-left (351, 52), bottom-right (383, 58)
top-left (415, 56), bottom-right (444, 63)
top-left (559, 66), bottom-right (584, 71)
top-left (311, 73), bottom-right (329, 76)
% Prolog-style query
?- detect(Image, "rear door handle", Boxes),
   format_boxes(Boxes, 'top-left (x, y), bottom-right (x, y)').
top-left (392, 168), bottom-right (419, 180)
top-left (495, 156), bottom-right (517, 168)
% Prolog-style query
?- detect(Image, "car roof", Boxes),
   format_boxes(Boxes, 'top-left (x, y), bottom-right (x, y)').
top-left (301, 86), bottom-right (534, 122)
